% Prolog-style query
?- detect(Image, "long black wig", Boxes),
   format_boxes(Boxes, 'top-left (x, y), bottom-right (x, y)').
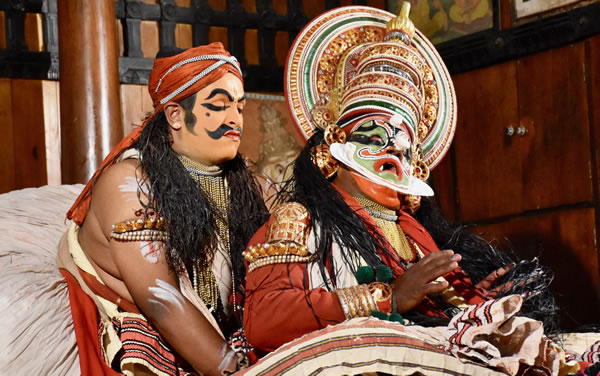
top-left (134, 109), bottom-right (269, 293)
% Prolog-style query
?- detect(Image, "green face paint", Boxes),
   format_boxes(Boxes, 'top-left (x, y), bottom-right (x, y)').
top-left (329, 116), bottom-right (434, 197)
top-left (347, 118), bottom-right (411, 187)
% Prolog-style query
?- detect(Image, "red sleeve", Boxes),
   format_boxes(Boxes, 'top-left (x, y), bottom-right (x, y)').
top-left (243, 262), bottom-right (346, 353)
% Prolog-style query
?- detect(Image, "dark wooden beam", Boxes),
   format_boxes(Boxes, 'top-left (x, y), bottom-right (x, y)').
top-left (58, 0), bottom-right (123, 184)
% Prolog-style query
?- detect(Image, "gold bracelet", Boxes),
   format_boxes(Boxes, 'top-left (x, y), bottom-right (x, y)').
top-left (348, 286), bottom-right (366, 317)
top-left (335, 289), bottom-right (352, 320)
top-left (358, 284), bottom-right (376, 315)
top-left (341, 288), bottom-right (358, 318)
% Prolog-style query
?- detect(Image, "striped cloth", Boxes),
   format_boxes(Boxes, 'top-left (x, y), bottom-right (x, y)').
top-left (445, 295), bottom-right (579, 376)
top-left (239, 318), bottom-right (506, 376)
top-left (104, 316), bottom-right (192, 376)
top-left (580, 341), bottom-right (600, 364)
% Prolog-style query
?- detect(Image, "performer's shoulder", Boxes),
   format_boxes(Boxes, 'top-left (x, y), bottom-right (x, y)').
top-left (263, 201), bottom-right (311, 244)
top-left (87, 158), bottom-right (148, 229)
top-left (244, 201), bottom-right (313, 270)
top-left (96, 158), bottom-right (140, 187)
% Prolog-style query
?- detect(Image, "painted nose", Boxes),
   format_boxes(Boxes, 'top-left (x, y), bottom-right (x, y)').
top-left (227, 106), bottom-right (243, 127)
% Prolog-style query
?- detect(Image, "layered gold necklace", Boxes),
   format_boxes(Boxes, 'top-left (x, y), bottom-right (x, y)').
top-left (353, 196), bottom-right (415, 261)
top-left (178, 154), bottom-right (235, 322)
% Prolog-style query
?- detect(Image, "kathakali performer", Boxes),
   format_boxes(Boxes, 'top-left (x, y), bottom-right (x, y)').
top-left (242, 3), bottom-right (565, 369)
top-left (58, 43), bottom-right (268, 375)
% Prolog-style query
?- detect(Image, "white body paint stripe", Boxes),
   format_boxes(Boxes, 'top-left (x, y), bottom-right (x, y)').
top-left (148, 279), bottom-right (185, 312)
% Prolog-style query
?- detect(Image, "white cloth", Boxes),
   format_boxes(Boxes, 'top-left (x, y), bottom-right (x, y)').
top-left (0, 184), bottom-right (83, 376)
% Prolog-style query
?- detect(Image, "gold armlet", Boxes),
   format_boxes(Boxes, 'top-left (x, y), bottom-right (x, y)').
top-left (267, 202), bottom-right (311, 244)
top-left (243, 242), bottom-right (312, 273)
top-left (110, 217), bottom-right (168, 242)
top-left (244, 202), bottom-right (313, 273)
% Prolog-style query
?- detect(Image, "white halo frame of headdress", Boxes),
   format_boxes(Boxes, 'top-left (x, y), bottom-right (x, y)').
top-left (284, 6), bottom-right (457, 171)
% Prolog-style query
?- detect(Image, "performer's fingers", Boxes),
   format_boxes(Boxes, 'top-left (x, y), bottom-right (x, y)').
top-left (422, 253), bottom-right (460, 275)
top-left (496, 263), bottom-right (515, 277)
top-left (421, 261), bottom-right (459, 284)
top-left (424, 279), bottom-right (449, 295)
top-left (477, 263), bottom-right (515, 290)
top-left (419, 250), bottom-right (455, 266)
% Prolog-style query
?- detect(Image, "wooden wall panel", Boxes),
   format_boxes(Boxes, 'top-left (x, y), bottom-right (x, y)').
top-left (368, 0), bottom-right (387, 10)
top-left (244, 29), bottom-right (259, 65)
top-left (120, 84), bottom-right (153, 136)
top-left (42, 81), bottom-right (61, 185)
top-left (303, 1), bottom-right (326, 19)
top-left (241, 0), bottom-right (256, 13)
top-left (208, 26), bottom-right (228, 49)
top-left (140, 20), bottom-right (159, 58)
top-left (475, 208), bottom-right (600, 329)
top-left (274, 31), bottom-right (288, 66)
top-left (273, 1), bottom-right (286, 15)
top-left (10, 79), bottom-right (47, 189)
top-left (429, 145), bottom-right (456, 221)
top-left (586, 34), bottom-right (600, 296)
top-left (588, 36), bottom-right (600, 199)
top-left (175, 23), bottom-right (193, 49)
top-left (24, 13), bottom-right (44, 52)
top-left (0, 12), bottom-right (5, 49)
top-left (517, 43), bottom-right (593, 212)
top-left (0, 79), bottom-right (16, 193)
top-left (453, 61), bottom-right (522, 222)
top-left (207, 0), bottom-right (226, 11)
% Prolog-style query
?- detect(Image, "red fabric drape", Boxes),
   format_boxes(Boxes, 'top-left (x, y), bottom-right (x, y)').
top-left (60, 269), bottom-right (122, 376)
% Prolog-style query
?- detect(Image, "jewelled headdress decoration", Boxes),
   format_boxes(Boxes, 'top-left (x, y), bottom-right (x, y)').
top-left (285, 3), bottom-right (456, 170)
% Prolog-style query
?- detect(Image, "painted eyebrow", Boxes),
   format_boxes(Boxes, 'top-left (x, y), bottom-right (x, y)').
top-left (238, 95), bottom-right (246, 102)
top-left (205, 88), bottom-right (234, 101)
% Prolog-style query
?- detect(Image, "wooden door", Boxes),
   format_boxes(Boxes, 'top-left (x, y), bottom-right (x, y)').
top-left (516, 43), bottom-right (594, 213)
top-left (452, 42), bottom-right (593, 223)
top-left (452, 61), bottom-right (523, 222)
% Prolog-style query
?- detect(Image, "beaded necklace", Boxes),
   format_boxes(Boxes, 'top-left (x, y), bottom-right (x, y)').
top-left (178, 154), bottom-right (237, 324)
top-left (353, 196), bottom-right (416, 262)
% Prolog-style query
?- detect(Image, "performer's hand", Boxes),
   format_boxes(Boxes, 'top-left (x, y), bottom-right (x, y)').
top-left (475, 263), bottom-right (516, 299)
top-left (392, 250), bottom-right (461, 313)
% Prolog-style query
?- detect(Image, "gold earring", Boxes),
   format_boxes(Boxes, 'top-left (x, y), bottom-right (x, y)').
top-left (311, 144), bottom-right (339, 179)
top-left (401, 194), bottom-right (421, 215)
top-left (411, 159), bottom-right (429, 181)
top-left (403, 145), bottom-right (428, 214)
top-left (324, 124), bottom-right (346, 145)
top-left (411, 144), bottom-right (429, 181)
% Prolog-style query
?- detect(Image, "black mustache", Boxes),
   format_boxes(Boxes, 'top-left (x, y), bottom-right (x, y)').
top-left (205, 124), bottom-right (242, 140)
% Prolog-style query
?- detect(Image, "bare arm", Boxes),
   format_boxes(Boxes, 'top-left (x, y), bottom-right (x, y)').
top-left (110, 240), bottom-right (236, 375)
top-left (90, 161), bottom-right (238, 375)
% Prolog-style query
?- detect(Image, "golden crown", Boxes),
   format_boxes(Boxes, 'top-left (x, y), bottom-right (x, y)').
top-left (386, 2), bottom-right (415, 44)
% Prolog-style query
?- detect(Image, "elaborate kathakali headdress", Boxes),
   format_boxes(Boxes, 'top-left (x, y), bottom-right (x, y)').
top-left (285, 3), bottom-right (456, 197)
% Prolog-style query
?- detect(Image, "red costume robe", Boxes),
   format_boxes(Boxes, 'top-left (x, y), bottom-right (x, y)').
top-left (243, 186), bottom-right (487, 353)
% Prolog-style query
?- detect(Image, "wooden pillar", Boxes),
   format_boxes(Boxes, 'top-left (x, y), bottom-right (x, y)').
top-left (58, 0), bottom-right (123, 184)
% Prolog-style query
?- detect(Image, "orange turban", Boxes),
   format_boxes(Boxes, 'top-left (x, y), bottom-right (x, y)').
top-left (67, 42), bottom-right (243, 224)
